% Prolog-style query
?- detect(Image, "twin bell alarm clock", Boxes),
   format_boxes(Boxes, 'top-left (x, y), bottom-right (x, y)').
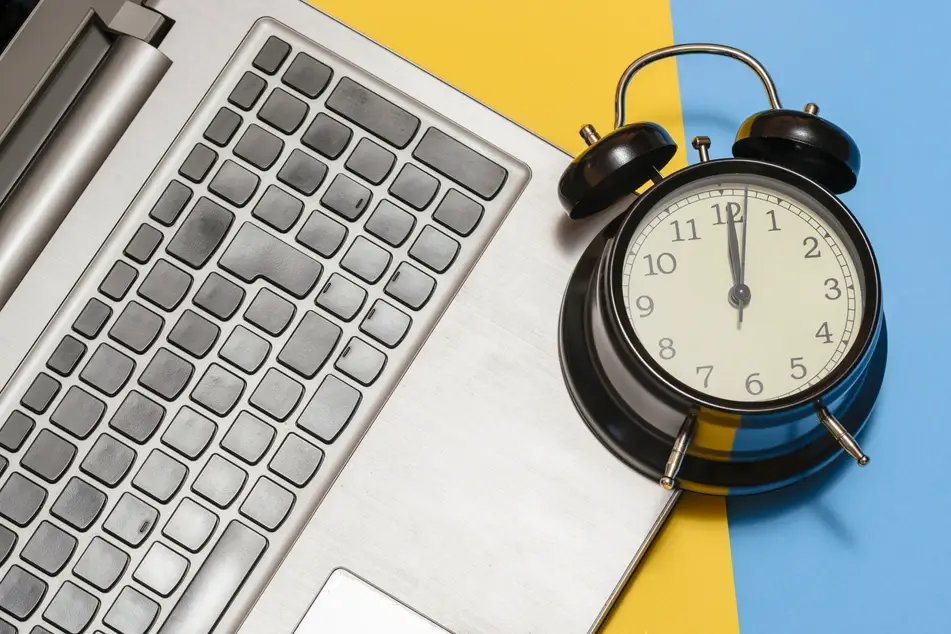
top-left (556, 44), bottom-right (887, 495)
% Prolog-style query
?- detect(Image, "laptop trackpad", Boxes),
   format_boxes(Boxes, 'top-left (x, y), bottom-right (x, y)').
top-left (295, 569), bottom-right (455, 633)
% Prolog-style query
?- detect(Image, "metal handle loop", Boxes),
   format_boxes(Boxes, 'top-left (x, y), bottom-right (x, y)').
top-left (614, 43), bottom-right (782, 129)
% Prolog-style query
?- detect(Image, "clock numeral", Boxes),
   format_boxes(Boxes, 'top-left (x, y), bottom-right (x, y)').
top-left (671, 219), bottom-right (700, 242)
top-left (803, 236), bottom-right (822, 259)
top-left (766, 209), bottom-right (782, 231)
top-left (824, 278), bottom-right (842, 300)
top-left (815, 321), bottom-right (834, 344)
top-left (696, 365), bottom-right (713, 388)
top-left (790, 357), bottom-right (807, 380)
top-left (658, 338), bottom-right (676, 360)
top-left (635, 295), bottom-right (654, 317)
top-left (712, 202), bottom-right (743, 225)
top-left (745, 372), bottom-right (764, 396)
top-left (644, 252), bottom-right (677, 276)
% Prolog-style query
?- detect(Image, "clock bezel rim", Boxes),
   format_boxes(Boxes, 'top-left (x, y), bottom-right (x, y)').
top-left (604, 157), bottom-right (882, 415)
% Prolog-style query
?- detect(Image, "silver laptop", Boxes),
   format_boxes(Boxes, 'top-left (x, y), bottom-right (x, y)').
top-left (0, 1), bottom-right (677, 632)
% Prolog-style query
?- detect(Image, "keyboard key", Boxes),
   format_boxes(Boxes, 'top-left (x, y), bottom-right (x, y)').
top-left (409, 225), bottom-right (460, 273)
top-left (179, 143), bottom-right (218, 183)
top-left (162, 407), bottom-right (216, 460)
top-left (219, 222), bottom-right (323, 299)
top-left (80, 343), bottom-right (134, 396)
top-left (0, 565), bottom-right (46, 619)
top-left (103, 493), bottom-right (158, 547)
top-left (22, 430), bottom-right (75, 484)
top-left (219, 325), bottom-right (270, 374)
top-left (50, 477), bottom-right (106, 531)
top-left (163, 498), bottom-right (218, 553)
top-left (365, 199), bottom-right (416, 247)
top-left (73, 537), bottom-right (129, 592)
top-left (138, 259), bottom-right (193, 311)
top-left (252, 36), bottom-right (290, 75)
top-left (244, 287), bottom-right (296, 336)
top-left (269, 434), bottom-right (322, 487)
top-left (0, 411), bottom-right (33, 451)
top-left (149, 180), bottom-right (193, 226)
top-left (277, 312), bottom-right (341, 379)
top-left (0, 528), bottom-right (12, 567)
top-left (258, 87), bottom-right (308, 134)
top-left (109, 390), bottom-right (165, 444)
top-left (208, 159), bottom-right (260, 207)
top-left (385, 262), bottom-right (436, 310)
top-left (335, 337), bottom-right (386, 386)
top-left (156, 520), bottom-right (266, 634)
top-left (20, 372), bottom-right (60, 414)
top-left (192, 455), bottom-right (247, 508)
top-left (234, 123), bottom-right (284, 170)
top-left (43, 581), bottom-right (98, 633)
top-left (389, 163), bottom-right (439, 210)
top-left (296, 210), bottom-right (348, 258)
top-left (277, 149), bottom-right (327, 196)
top-left (251, 185), bottom-right (303, 233)
top-left (413, 127), bottom-right (508, 200)
top-left (167, 197), bottom-right (235, 269)
top-left (345, 137), bottom-right (395, 185)
top-left (0, 473), bottom-right (45, 527)
top-left (99, 261), bottom-right (138, 301)
top-left (326, 77), bottom-right (420, 148)
top-left (139, 348), bottom-right (194, 401)
top-left (104, 586), bottom-right (158, 634)
top-left (47, 335), bottom-right (87, 376)
top-left (221, 411), bottom-right (275, 465)
top-left (282, 52), bottom-right (332, 98)
top-left (191, 363), bottom-right (245, 416)
top-left (228, 71), bottom-right (266, 111)
top-left (316, 273), bottom-right (366, 321)
top-left (168, 309), bottom-right (220, 358)
top-left (241, 477), bottom-right (294, 531)
top-left (124, 224), bottom-right (164, 264)
top-left (81, 435), bottom-right (135, 487)
top-left (134, 542), bottom-right (189, 597)
top-left (132, 449), bottom-right (187, 503)
top-left (22, 521), bottom-right (75, 575)
top-left (297, 374), bottom-right (361, 444)
top-left (320, 173), bottom-right (371, 221)
top-left (50, 385), bottom-right (105, 439)
top-left (340, 236), bottom-right (391, 284)
top-left (302, 113), bottom-right (351, 159)
top-left (109, 301), bottom-right (164, 353)
top-left (73, 297), bottom-right (112, 338)
top-left (360, 299), bottom-right (411, 348)
top-left (203, 107), bottom-right (242, 147)
top-left (0, 619), bottom-right (12, 634)
top-left (250, 368), bottom-right (304, 422)
top-left (194, 272), bottom-right (245, 320)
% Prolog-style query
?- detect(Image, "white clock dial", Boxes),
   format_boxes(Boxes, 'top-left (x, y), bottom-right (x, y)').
top-left (621, 173), bottom-right (864, 403)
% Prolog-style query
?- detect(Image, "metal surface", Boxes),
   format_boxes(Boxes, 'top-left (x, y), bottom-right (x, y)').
top-left (0, 1), bottom-right (677, 633)
top-left (817, 404), bottom-right (870, 465)
top-left (614, 43), bottom-right (782, 129)
top-left (0, 35), bottom-right (170, 311)
top-left (691, 135), bottom-right (711, 163)
top-left (660, 414), bottom-right (696, 490)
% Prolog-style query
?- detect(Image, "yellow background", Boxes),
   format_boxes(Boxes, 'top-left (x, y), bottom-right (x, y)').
top-left (307, 0), bottom-right (740, 631)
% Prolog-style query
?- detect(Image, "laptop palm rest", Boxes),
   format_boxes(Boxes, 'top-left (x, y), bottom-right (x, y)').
top-left (295, 569), bottom-right (455, 634)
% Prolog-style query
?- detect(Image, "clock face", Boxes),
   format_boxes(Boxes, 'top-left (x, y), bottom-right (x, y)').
top-left (619, 172), bottom-right (865, 403)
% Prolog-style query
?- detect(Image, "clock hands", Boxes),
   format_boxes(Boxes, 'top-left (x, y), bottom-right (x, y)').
top-left (738, 185), bottom-right (750, 324)
top-left (725, 187), bottom-right (751, 326)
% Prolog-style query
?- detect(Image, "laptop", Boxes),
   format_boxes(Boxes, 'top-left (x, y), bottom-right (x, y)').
top-left (0, 1), bottom-right (678, 632)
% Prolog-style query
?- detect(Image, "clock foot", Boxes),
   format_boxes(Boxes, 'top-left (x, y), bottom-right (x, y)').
top-left (661, 414), bottom-right (698, 490)
top-left (817, 405), bottom-right (870, 466)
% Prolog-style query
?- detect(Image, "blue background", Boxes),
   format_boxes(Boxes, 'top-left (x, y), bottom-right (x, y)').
top-left (670, 1), bottom-right (951, 631)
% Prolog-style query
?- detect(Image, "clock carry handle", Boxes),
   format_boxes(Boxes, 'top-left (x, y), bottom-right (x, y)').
top-left (557, 43), bottom-right (861, 220)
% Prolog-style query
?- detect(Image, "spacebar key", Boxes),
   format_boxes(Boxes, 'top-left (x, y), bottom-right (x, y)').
top-left (157, 520), bottom-right (267, 634)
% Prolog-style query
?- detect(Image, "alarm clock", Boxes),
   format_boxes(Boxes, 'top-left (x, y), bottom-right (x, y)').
top-left (557, 44), bottom-right (887, 495)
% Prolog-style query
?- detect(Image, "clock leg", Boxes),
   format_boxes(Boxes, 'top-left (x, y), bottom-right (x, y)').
top-left (660, 413), bottom-right (698, 490)
top-left (816, 404), bottom-right (870, 466)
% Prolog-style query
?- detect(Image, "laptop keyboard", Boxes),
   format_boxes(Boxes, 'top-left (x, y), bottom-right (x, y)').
top-left (0, 18), bottom-right (526, 634)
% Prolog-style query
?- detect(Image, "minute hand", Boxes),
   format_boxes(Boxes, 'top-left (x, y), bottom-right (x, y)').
top-left (726, 201), bottom-right (742, 288)
top-left (738, 185), bottom-right (750, 324)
